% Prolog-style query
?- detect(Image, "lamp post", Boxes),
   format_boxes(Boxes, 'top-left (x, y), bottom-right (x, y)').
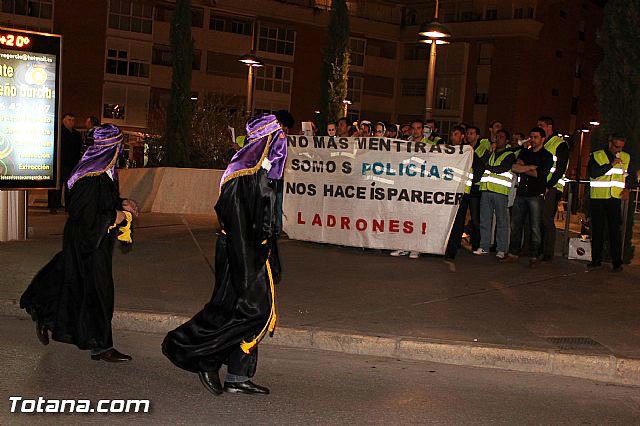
top-left (238, 53), bottom-right (263, 116)
top-left (576, 120), bottom-right (600, 181)
top-left (418, 0), bottom-right (451, 121)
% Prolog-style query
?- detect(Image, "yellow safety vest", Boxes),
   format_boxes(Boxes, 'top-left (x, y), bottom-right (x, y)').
top-left (423, 135), bottom-right (442, 145)
top-left (544, 135), bottom-right (568, 191)
top-left (480, 150), bottom-right (515, 195)
top-left (465, 139), bottom-right (492, 194)
top-left (590, 150), bottom-right (630, 199)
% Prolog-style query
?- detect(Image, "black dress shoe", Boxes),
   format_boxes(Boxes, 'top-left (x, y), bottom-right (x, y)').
top-left (224, 380), bottom-right (270, 395)
top-left (36, 321), bottom-right (49, 346)
top-left (198, 371), bottom-right (223, 396)
top-left (587, 261), bottom-right (602, 269)
top-left (91, 348), bottom-right (132, 362)
top-left (612, 264), bottom-right (623, 272)
top-left (541, 255), bottom-right (553, 262)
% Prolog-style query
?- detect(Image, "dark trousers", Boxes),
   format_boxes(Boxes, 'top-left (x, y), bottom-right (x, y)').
top-left (274, 179), bottom-right (284, 237)
top-left (510, 195), bottom-right (544, 256)
top-left (542, 187), bottom-right (562, 257)
top-left (47, 189), bottom-right (63, 209)
top-left (589, 198), bottom-right (622, 266)
top-left (445, 193), bottom-right (470, 258)
top-left (469, 192), bottom-right (481, 251)
top-left (227, 346), bottom-right (258, 378)
top-left (48, 170), bottom-right (71, 210)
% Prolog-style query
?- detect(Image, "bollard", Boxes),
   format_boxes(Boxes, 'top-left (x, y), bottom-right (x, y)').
top-left (0, 190), bottom-right (28, 242)
top-left (621, 198), bottom-right (629, 261)
top-left (563, 185), bottom-right (573, 257)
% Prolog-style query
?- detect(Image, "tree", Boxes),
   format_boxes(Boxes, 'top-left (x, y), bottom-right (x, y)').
top-left (319, 0), bottom-right (350, 133)
top-left (190, 94), bottom-right (247, 169)
top-left (594, 0), bottom-right (640, 262)
top-left (165, 0), bottom-right (193, 167)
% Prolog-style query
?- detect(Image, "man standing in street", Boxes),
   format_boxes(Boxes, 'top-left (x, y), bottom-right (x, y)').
top-left (475, 129), bottom-right (515, 259)
top-left (587, 135), bottom-right (632, 271)
top-left (48, 113), bottom-right (83, 213)
top-left (508, 127), bottom-right (554, 267)
top-left (445, 126), bottom-right (472, 259)
top-left (444, 125), bottom-right (489, 257)
top-left (537, 116), bottom-right (569, 261)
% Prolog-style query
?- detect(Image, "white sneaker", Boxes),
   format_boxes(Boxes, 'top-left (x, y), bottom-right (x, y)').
top-left (496, 251), bottom-right (506, 260)
top-left (390, 250), bottom-right (409, 257)
top-left (473, 248), bottom-right (488, 255)
top-left (409, 251), bottom-right (420, 259)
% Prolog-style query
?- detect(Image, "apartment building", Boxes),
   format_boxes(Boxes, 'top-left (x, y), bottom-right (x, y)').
top-left (0, 0), bottom-right (604, 139)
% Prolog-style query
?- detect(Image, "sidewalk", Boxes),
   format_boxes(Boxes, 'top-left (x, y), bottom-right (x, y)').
top-left (2, 211), bottom-right (640, 385)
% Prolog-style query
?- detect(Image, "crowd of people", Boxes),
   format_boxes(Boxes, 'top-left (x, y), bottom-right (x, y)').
top-left (19, 106), bottom-right (632, 401)
top-left (320, 116), bottom-right (632, 271)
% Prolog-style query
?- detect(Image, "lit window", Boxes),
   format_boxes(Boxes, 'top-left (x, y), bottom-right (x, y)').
top-left (231, 21), bottom-right (250, 35)
top-left (401, 79), bottom-right (425, 97)
top-left (347, 76), bottom-right (363, 103)
top-left (106, 49), bottom-right (149, 78)
top-left (210, 17), bottom-right (224, 31)
top-left (103, 103), bottom-right (125, 120)
top-left (257, 24), bottom-right (295, 56)
top-left (255, 64), bottom-right (292, 94)
top-left (350, 38), bottom-right (366, 67)
top-left (109, 0), bottom-right (153, 34)
top-left (2, 0), bottom-right (52, 18)
top-left (474, 93), bottom-right (489, 105)
top-left (152, 45), bottom-right (202, 70)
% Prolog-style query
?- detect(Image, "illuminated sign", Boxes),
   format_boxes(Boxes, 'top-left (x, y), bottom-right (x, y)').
top-left (0, 27), bottom-right (60, 190)
top-left (0, 33), bottom-right (31, 48)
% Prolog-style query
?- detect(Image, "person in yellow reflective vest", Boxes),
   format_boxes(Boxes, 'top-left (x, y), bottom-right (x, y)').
top-left (475, 129), bottom-right (515, 259)
top-left (444, 125), bottom-right (490, 259)
top-left (425, 119), bottom-right (442, 144)
top-left (587, 135), bottom-right (632, 271)
top-left (507, 132), bottom-right (527, 208)
top-left (537, 116), bottom-right (570, 261)
top-left (445, 126), bottom-right (476, 259)
top-left (507, 127), bottom-right (554, 267)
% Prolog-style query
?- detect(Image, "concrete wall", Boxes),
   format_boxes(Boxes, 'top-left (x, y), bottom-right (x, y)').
top-left (118, 168), bottom-right (223, 215)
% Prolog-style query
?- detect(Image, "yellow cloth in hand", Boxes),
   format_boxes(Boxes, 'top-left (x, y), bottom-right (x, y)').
top-left (117, 211), bottom-right (133, 243)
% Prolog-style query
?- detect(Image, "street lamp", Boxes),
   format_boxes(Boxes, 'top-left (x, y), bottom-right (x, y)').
top-left (418, 0), bottom-right (451, 121)
top-left (238, 53), bottom-right (263, 116)
top-left (576, 121), bottom-right (600, 181)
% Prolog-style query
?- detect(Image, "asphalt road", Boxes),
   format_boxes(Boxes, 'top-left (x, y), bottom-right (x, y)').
top-left (1, 316), bottom-right (639, 425)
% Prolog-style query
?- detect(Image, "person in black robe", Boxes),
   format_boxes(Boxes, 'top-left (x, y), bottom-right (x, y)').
top-left (21, 124), bottom-right (139, 362)
top-left (162, 113), bottom-right (291, 395)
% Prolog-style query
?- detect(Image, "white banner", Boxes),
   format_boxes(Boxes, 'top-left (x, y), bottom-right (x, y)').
top-left (282, 136), bottom-right (472, 254)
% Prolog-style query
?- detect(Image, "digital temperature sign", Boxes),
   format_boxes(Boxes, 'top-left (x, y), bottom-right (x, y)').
top-left (0, 27), bottom-right (61, 190)
top-left (0, 33), bottom-right (31, 48)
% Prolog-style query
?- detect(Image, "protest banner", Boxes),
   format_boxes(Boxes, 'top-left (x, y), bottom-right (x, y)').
top-left (282, 136), bottom-right (473, 254)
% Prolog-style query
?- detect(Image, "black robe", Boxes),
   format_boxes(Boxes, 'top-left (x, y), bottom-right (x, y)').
top-left (21, 173), bottom-right (122, 350)
top-left (162, 168), bottom-right (281, 373)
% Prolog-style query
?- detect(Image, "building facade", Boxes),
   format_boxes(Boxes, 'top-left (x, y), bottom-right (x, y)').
top-left (0, 0), bottom-right (604, 139)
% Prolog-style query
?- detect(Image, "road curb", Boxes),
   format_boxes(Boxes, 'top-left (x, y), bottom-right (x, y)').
top-left (2, 299), bottom-right (638, 386)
